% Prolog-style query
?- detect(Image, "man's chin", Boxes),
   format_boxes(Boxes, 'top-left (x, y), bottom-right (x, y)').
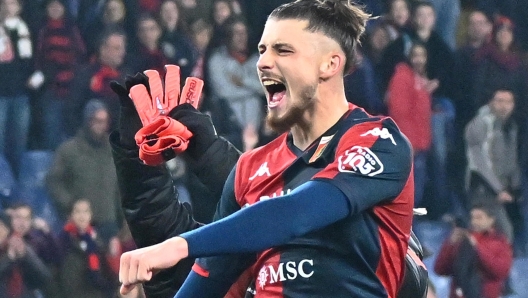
top-left (266, 108), bottom-right (303, 134)
top-left (266, 116), bottom-right (291, 134)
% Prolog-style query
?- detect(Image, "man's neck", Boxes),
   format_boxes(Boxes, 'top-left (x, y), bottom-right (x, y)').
top-left (290, 84), bottom-right (349, 151)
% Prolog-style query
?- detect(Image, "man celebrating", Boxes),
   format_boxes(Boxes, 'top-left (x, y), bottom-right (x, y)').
top-left (118, 0), bottom-right (415, 297)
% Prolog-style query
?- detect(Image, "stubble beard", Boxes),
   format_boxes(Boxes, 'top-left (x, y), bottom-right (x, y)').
top-left (266, 84), bottom-right (316, 134)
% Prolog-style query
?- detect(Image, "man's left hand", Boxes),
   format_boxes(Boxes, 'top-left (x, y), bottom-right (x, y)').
top-left (119, 237), bottom-right (189, 295)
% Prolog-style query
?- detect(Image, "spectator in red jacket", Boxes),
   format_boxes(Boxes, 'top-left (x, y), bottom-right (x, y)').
top-left (387, 42), bottom-right (436, 207)
top-left (434, 203), bottom-right (513, 298)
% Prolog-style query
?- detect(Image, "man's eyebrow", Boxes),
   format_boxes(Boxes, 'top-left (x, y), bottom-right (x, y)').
top-left (272, 42), bottom-right (294, 49)
top-left (258, 42), bottom-right (294, 52)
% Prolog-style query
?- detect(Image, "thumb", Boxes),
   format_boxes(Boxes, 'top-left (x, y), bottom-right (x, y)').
top-left (120, 283), bottom-right (136, 295)
top-left (110, 81), bottom-right (127, 97)
top-left (111, 81), bottom-right (136, 109)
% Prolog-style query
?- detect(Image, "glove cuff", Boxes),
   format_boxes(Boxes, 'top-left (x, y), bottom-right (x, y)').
top-left (135, 117), bottom-right (193, 165)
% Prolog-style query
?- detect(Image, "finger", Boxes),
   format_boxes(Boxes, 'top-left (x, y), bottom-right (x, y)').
top-left (109, 81), bottom-right (127, 97)
top-left (180, 77), bottom-right (204, 109)
top-left (120, 283), bottom-right (136, 295)
top-left (126, 72), bottom-right (149, 91)
top-left (127, 256), bottom-right (139, 286)
top-left (119, 253), bottom-right (130, 285)
top-left (137, 258), bottom-right (153, 282)
top-left (123, 74), bottom-right (135, 90)
top-left (163, 64), bottom-right (181, 110)
top-left (129, 84), bottom-right (154, 125)
top-left (144, 69), bottom-right (164, 111)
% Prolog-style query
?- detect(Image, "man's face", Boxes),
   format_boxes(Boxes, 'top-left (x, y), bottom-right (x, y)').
top-left (370, 26), bottom-right (390, 52)
top-left (138, 19), bottom-right (162, 48)
top-left (160, 1), bottom-right (179, 28)
top-left (495, 26), bottom-right (514, 50)
top-left (11, 207), bottom-right (32, 236)
top-left (104, 0), bottom-right (125, 24)
top-left (1, 0), bottom-right (20, 18)
top-left (414, 6), bottom-right (435, 32)
top-left (213, 1), bottom-right (231, 25)
top-left (490, 90), bottom-right (515, 120)
top-left (100, 34), bottom-right (126, 68)
top-left (470, 209), bottom-right (495, 233)
top-left (230, 22), bottom-right (248, 52)
top-left (89, 109), bottom-right (110, 140)
top-left (71, 201), bottom-right (92, 232)
top-left (47, 0), bottom-right (65, 20)
top-left (468, 12), bottom-right (491, 43)
top-left (193, 28), bottom-right (212, 52)
top-left (390, 0), bottom-right (409, 27)
top-left (257, 19), bottom-right (327, 132)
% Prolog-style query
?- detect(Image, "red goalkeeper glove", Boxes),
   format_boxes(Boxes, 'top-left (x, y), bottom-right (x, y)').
top-left (129, 65), bottom-right (204, 165)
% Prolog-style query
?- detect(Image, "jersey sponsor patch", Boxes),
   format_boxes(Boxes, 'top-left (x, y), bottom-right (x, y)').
top-left (337, 146), bottom-right (384, 176)
top-left (256, 259), bottom-right (314, 290)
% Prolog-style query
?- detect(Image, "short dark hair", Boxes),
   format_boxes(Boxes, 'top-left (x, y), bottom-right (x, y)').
top-left (68, 198), bottom-right (91, 215)
top-left (269, 0), bottom-right (371, 74)
top-left (469, 9), bottom-right (493, 24)
top-left (223, 16), bottom-right (247, 42)
top-left (97, 28), bottom-right (126, 51)
top-left (411, 0), bottom-right (435, 17)
top-left (490, 88), bottom-right (515, 102)
top-left (470, 202), bottom-right (497, 219)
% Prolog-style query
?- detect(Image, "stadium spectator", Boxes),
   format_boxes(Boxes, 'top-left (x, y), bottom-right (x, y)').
top-left (207, 17), bottom-right (264, 130)
top-left (46, 99), bottom-right (121, 242)
top-left (387, 43), bottom-right (435, 207)
top-left (58, 199), bottom-right (118, 298)
top-left (0, 0), bottom-right (33, 177)
top-left (434, 203), bottom-right (513, 298)
top-left (32, 0), bottom-right (86, 150)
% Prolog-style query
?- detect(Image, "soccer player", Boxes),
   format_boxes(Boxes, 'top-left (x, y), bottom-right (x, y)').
top-left (118, 0), bottom-right (416, 297)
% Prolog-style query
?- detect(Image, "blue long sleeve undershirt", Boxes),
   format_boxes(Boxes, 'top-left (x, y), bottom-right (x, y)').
top-left (180, 180), bottom-right (351, 258)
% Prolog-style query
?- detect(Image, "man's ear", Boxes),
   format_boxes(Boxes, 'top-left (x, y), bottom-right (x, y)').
top-left (319, 52), bottom-right (344, 80)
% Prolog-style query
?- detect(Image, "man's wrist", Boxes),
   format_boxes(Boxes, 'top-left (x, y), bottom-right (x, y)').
top-left (166, 237), bottom-right (189, 259)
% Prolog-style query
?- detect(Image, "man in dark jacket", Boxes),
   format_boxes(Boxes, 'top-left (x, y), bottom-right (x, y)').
top-left (110, 73), bottom-right (240, 297)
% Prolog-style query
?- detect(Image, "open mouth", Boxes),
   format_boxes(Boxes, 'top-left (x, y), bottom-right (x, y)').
top-left (263, 80), bottom-right (287, 107)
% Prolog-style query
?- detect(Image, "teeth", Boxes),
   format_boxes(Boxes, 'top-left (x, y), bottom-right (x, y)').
top-left (262, 80), bottom-right (280, 86)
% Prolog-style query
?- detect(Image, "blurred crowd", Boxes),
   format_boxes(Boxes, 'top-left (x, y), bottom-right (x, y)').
top-left (0, 0), bottom-right (526, 297)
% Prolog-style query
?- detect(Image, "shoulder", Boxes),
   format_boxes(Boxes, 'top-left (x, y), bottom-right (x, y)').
top-left (56, 138), bottom-right (80, 155)
top-left (238, 133), bottom-right (288, 166)
top-left (235, 133), bottom-right (288, 180)
top-left (338, 110), bottom-right (412, 160)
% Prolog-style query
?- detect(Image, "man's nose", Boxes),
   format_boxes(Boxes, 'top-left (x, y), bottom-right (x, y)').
top-left (257, 51), bottom-right (274, 71)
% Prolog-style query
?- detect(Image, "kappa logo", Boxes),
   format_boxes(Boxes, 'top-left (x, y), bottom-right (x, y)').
top-left (257, 259), bottom-right (314, 290)
top-left (338, 146), bottom-right (384, 176)
top-left (249, 162), bottom-right (271, 181)
top-left (360, 127), bottom-right (396, 145)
